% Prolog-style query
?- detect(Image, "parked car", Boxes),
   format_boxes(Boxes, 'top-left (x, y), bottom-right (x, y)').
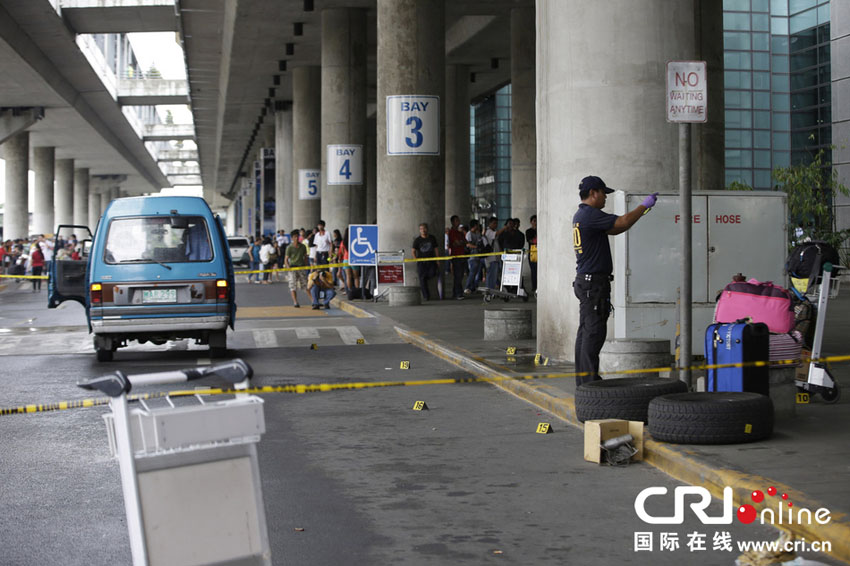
top-left (48, 196), bottom-right (236, 361)
top-left (228, 236), bottom-right (251, 267)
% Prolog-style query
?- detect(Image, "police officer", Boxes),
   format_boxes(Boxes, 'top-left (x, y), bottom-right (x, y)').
top-left (573, 176), bottom-right (658, 385)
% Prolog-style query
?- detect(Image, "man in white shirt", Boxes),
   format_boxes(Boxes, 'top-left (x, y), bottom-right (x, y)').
top-left (313, 220), bottom-right (334, 266)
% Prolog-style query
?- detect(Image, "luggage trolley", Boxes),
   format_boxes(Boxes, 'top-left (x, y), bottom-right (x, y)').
top-left (480, 249), bottom-right (530, 303)
top-left (796, 263), bottom-right (842, 403)
top-left (77, 360), bottom-right (272, 566)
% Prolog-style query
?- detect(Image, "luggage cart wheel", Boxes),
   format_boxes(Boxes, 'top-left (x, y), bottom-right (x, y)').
top-left (820, 382), bottom-right (840, 404)
top-left (483, 294), bottom-right (492, 303)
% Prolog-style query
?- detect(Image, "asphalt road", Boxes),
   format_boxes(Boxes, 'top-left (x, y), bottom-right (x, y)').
top-left (0, 282), bottom-right (810, 565)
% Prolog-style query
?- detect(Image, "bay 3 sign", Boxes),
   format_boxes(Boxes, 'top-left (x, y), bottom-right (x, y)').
top-left (666, 61), bottom-right (707, 123)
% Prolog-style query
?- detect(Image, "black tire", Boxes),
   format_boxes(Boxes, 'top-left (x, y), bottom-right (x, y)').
top-left (209, 330), bottom-right (227, 359)
top-left (96, 348), bottom-right (113, 362)
top-left (820, 382), bottom-right (840, 404)
top-left (575, 377), bottom-right (688, 423)
top-left (648, 392), bottom-right (773, 445)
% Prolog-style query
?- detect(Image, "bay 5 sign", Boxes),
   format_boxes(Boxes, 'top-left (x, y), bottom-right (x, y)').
top-left (386, 95), bottom-right (440, 155)
top-left (666, 60), bottom-right (707, 123)
top-left (298, 169), bottom-right (320, 200)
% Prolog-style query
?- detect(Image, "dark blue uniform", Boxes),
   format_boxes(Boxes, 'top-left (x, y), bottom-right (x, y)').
top-left (573, 204), bottom-right (618, 384)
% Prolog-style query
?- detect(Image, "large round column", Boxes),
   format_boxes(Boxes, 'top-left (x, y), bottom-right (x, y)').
top-left (536, 0), bottom-right (697, 362)
top-left (54, 159), bottom-right (74, 227)
top-left (292, 66), bottom-right (322, 231)
top-left (510, 7), bottom-right (536, 225)
top-left (73, 168), bottom-right (89, 227)
top-left (88, 190), bottom-right (101, 227)
top-left (274, 101), bottom-right (294, 232)
top-left (445, 64), bottom-right (470, 225)
top-left (33, 146), bottom-right (55, 235)
top-left (100, 189), bottom-right (111, 215)
top-left (377, 0), bottom-right (445, 284)
top-left (321, 8), bottom-right (367, 232)
top-left (1, 132), bottom-right (29, 240)
top-left (365, 115), bottom-right (377, 223)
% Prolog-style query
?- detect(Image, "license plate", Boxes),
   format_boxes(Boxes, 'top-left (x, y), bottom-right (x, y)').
top-left (142, 288), bottom-right (177, 303)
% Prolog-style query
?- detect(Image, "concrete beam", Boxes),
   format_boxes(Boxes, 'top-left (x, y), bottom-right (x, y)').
top-left (117, 79), bottom-right (189, 105)
top-left (156, 148), bottom-right (198, 162)
top-left (167, 174), bottom-right (202, 185)
top-left (0, 107), bottom-right (44, 145)
top-left (60, 0), bottom-right (178, 34)
top-left (160, 163), bottom-right (200, 176)
top-left (143, 123), bottom-right (194, 141)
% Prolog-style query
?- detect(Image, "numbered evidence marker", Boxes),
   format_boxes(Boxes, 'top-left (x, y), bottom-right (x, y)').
top-left (298, 169), bottom-right (321, 200)
top-left (326, 145), bottom-right (363, 185)
top-left (534, 354), bottom-right (549, 366)
top-left (536, 422), bottom-right (553, 434)
top-left (412, 401), bottom-right (429, 411)
top-left (400, 361), bottom-right (410, 370)
top-left (386, 95), bottom-right (440, 155)
top-left (356, 338), bottom-right (365, 345)
top-left (796, 392), bottom-right (810, 404)
top-left (505, 346), bottom-right (517, 355)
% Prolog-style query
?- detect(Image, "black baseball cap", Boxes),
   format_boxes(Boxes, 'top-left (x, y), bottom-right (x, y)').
top-left (579, 175), bottom-right (615, 194)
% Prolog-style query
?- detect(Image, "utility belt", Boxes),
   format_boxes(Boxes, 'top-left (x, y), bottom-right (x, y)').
top-left (577, 272), bottom-right (614, 282)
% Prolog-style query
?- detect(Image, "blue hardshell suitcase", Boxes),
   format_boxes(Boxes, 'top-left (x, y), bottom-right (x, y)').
top-left (705, 322), bottom-right (770, 395)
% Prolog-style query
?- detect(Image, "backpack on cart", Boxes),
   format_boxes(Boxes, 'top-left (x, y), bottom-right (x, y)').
top-left (786, 241), bottom-right (840, 295)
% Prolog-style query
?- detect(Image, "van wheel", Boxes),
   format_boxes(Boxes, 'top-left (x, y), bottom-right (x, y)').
top-left (209, 331), bottom-right (227, 359)
top-left (648, 392), bottom-right (773, 444)
top-left (96, 348), bottom-right (113, 362)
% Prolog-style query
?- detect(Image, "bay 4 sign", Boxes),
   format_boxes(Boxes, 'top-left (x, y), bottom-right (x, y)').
top-left (635, 485), bottom-right (831, 526)
top-left (386, 95), bottom-right (440, 155)
top-left (327, 145), bottom-right (363, 185)
top-left (666, 61), bottom-right (707, 123)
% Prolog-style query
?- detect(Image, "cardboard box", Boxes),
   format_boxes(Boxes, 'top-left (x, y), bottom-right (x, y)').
top-left (796, 349), bottom-right (812, 382)
top-left (583, 419), bottom-right (644, 464)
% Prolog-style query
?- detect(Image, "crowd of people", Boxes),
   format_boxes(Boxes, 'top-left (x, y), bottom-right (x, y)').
top-left (239, 213), bottom-right (538, 308)
top-left (0, 234), bottom-right (81, 292)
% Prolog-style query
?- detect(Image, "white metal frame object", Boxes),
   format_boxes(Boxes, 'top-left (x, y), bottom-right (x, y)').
top-left (799, 267), bottom-right (840, 400)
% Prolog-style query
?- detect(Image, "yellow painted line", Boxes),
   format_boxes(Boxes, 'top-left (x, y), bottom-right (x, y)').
top-left (236, 306), bottom-right (327, 318)
top-left (329, 297), bottom-right (374, 318)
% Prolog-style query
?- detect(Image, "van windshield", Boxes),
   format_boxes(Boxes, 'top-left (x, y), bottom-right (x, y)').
top-left (104, 216), bottom-right (213, 264)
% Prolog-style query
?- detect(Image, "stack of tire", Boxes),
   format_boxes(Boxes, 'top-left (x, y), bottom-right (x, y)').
top-left (575, 378), bottom-right (774, 445)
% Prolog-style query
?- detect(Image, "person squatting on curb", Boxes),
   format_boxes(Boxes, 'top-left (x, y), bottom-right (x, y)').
top-left (572, 175), bottom-right (658, 385)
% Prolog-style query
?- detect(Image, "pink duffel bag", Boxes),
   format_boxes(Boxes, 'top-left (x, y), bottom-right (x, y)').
top-left (714, 278), bottom-right (795, 333)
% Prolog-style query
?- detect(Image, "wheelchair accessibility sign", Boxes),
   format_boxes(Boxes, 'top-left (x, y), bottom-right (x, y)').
top-left (348, 224), bottom-right (378, 266)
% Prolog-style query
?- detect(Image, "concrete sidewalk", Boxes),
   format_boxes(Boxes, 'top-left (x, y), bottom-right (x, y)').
top-left (332, 291), bottom-right (850, 564)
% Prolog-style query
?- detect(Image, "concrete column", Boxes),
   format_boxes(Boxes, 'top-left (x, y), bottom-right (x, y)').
top-left (55, 159), bottom-right (74, 226)
top-left (275, 102), bottom-right (294, 231)
top-left (445, 64), bottom-right (471, 225)
top-left (536, 0), bottom-right (697, 362)
top-left (100, 190), bottom-right (111, 215)
top-left (693, 1), bottom-right (724, 191)
top-left (377, 0), bottom-right (445, 284)
top-left (73, 168), bottom-right (89, 226)
top-left (511, 7), bottom-right (536, 225)
top-left (321, 8), bottom-right (367, 232)
top-left (33, 146), bottom-right (55, 235)
top-left (1, 132), bottom-right (29, 240)
top-left (292, 66), bottom-right (322, 230)
top-left (88, 190), bottom-right (101, 227)
top-left (226, 201), bottom-right (237, 235)
top-left (110, 187), bottom-right (120, 201)
top-left (365, 115), bottom-right (377, 223)
top-left (241, 186), bottom-right (251, 237)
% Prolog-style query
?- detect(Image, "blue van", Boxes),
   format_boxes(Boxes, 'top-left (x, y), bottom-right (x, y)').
top-left (48, 196), bottom-right (236, 361)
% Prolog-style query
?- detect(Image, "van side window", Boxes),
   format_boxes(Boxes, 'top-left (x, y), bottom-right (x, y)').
top-left (104, 216), bottom-right (213, 264)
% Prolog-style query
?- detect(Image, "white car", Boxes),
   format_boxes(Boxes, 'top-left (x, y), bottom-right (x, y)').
top-left (227, 237), bottom-right (251, 267)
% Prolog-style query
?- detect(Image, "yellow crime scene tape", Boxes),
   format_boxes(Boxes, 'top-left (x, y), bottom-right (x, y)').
top-left (3, 353), bottom-right (848, 417)
top-left (234, 250), bottom-right (506, 275)
top-left (0, 273), bottom-right (48, 279)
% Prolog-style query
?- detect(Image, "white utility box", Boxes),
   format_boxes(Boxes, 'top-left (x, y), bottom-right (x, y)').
top-left (610, 191), bottom-right (787, 355)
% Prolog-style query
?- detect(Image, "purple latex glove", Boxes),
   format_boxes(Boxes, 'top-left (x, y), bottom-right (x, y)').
top-left (641, 192), bottom-right (659, 209)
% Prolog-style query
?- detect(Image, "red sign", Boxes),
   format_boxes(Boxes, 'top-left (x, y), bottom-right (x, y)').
top-left (378, 265), bottom-right (404, 284)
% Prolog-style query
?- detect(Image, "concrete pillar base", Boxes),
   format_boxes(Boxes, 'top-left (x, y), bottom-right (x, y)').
top-left (389, 286), bottom-right (422, 307)
top-left (484, 308), bottom-right (533, 341)
top-left (769, 367), bottom-right (797, 420)
top-left (599, 339), bottom-right (673, 379)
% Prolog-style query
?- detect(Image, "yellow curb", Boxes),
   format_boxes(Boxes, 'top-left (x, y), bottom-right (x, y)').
top-left (395, 326), bottom-right (850, 564)
top-left (329, 297), bottom-right (374, 318)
